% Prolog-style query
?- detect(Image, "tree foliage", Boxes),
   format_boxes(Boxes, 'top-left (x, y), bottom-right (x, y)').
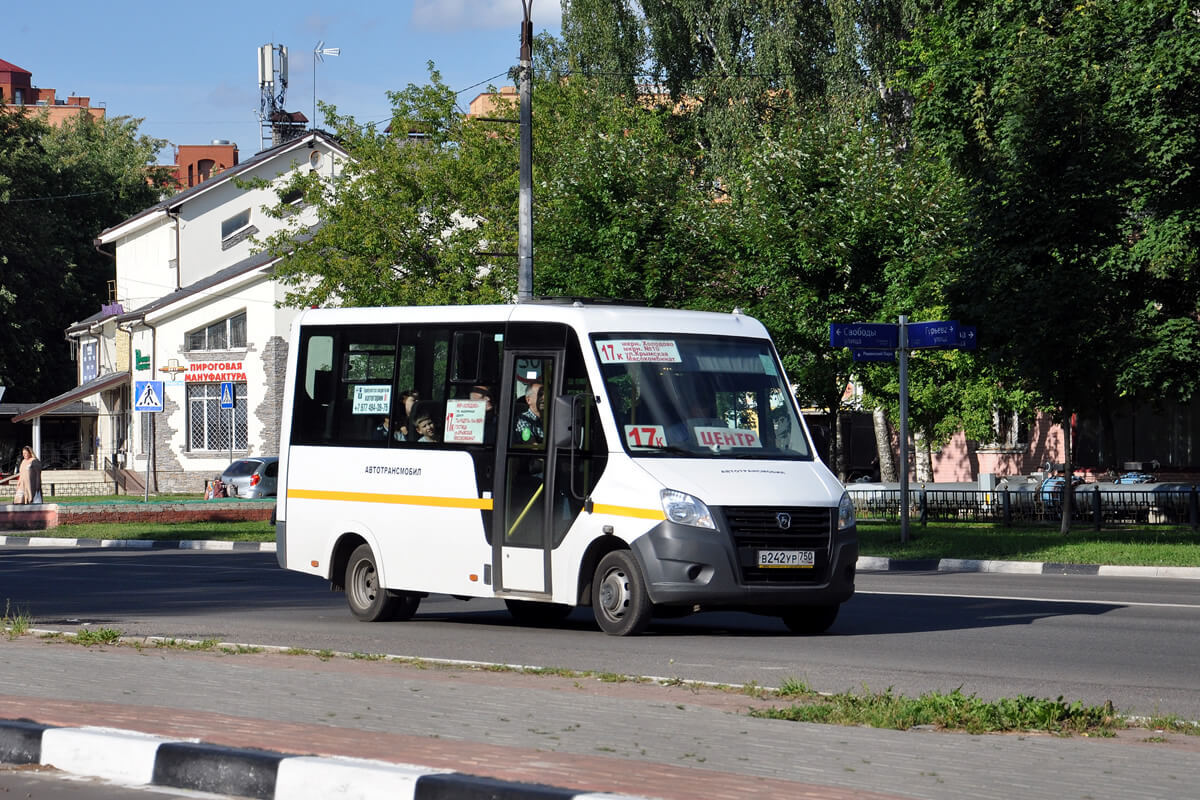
top-left (900, 0), bottom-right (1200, 462)
top-left (0, 109), bottom-right (168, 402)
top-left (262, 66), bottom-right (519, 307)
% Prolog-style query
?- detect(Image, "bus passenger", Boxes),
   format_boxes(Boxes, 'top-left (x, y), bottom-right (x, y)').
top-left (514, 382), bottom-right (544, 446)
top-left (396, 390), bottom-right (420, 441)
top-left (413, 411), bottom-right (438, 442)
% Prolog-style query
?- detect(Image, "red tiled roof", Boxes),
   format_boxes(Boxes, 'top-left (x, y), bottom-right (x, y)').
top-left (0, 58), bottom-right (32, 75)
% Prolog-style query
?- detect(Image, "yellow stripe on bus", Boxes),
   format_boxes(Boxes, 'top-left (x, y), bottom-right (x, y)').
top-left (590, 503), bottom-right (666, 520)
top-left (288, 488), bottom-right (493, 510)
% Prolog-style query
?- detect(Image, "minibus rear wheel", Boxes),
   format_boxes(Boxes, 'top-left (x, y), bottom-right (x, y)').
top-left (780, 603), bottom-right (839, 635)
top-left (346, 543), bottom-right (397, 622)
top-left (592, 550), bottom-right (651, 636)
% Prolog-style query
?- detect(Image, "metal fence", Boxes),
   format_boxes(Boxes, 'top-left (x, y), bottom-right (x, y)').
top-left (849, 486), bottom-right (1200, 529)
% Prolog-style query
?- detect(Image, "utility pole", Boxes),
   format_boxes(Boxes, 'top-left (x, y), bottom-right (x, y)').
top-left (897, 315), bottom-right (910, 543)
top-left (517, 0), bottom-right (534, 301)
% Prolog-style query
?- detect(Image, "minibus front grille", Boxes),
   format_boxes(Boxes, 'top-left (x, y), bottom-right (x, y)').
top-left (721, 506), bottom-right (833, 584)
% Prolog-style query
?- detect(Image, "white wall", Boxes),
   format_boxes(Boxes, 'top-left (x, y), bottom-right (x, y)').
top-left (113, 217), bottom-right (175, 311)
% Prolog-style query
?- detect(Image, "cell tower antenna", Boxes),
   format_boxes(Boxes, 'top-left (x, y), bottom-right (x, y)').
top-left (258, 44), bottom-right (290, 150)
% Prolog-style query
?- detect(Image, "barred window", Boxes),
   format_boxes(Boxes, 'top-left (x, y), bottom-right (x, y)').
top-left (187, 312), bottom-right (247, 352)
top-left (187, 382), bottom-right (248, 451)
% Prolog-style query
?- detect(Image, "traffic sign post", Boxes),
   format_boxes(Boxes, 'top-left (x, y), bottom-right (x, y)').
top-left (133, 380), bottom-right (164, 413)
top-left (829, 322), bottom-right (898, 350)
top-left (906, 320), bottom-right (958, 349)
top-left (133, 380), bottom-right (164, 504)
top-left (829, 318), bottom-right (977, 544)
top-left (220, 381), bottom-right (236, 465)
top-left (852, 349), bottom-right (896, 363)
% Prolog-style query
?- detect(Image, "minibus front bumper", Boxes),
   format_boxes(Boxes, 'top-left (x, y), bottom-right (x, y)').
top-left (629, 518), bottom-right (858, 609)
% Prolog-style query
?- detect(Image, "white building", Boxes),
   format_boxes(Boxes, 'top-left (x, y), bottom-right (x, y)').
top-left (15, 131), bottom-right (347, 492)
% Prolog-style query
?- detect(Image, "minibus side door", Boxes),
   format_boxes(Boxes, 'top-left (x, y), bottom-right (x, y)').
top-left (493, 350), bottom-right (560, 595)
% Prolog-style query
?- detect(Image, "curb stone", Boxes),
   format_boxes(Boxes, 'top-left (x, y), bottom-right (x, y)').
top-left (0, 719), bottom-right (652, 800)
top-left (857, 555), bottom-right (1200, 579)
top-left (0, 536), bottom-right (276, 551)
top-left (3, 537), bottom-right (1198, 578)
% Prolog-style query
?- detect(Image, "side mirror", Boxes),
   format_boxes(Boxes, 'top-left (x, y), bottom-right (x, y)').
top-left (552, 394), bottom-right (583, 449)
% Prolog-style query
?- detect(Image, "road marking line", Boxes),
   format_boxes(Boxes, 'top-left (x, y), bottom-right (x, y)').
top-left (857, 590), bottom-right (1200, 610)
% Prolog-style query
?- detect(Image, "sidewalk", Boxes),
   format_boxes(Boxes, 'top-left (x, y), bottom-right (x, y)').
top-left (1, 634), bottom-right (1198, 800)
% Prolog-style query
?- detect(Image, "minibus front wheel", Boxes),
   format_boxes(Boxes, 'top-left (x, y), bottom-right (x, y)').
top-left (592, 550), bottom-right (652, 636)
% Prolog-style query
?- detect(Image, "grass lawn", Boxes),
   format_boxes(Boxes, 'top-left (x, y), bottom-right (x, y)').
top-left (5, 494), bottom-right (1198, 565)
top-left (859, 521), bottom-right (1200, 567)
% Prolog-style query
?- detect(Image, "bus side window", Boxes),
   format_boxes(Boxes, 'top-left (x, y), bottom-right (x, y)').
top-left (293, 333), bottom-right (335, 444)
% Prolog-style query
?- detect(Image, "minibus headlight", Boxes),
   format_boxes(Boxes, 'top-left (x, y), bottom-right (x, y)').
top-left (661, 489), bottom-right (715, 529)
top-left (837, 491), bottom-right (856, 531)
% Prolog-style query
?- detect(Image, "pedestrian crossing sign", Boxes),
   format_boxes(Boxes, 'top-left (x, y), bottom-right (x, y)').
top-left (133, 380), bottom-right (164, 413)
top-left (220, 381), bottom-right (235, 410)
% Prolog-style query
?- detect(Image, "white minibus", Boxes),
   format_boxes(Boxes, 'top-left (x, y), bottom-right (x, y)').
top-left (275, 301), bottom-right (857, 635)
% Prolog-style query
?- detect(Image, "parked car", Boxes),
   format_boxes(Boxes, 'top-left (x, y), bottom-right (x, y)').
top-left (220, 457), bottom-right (279, 499)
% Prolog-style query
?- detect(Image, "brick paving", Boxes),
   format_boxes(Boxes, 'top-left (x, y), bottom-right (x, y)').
top-left (2, 636), bottom-right (1198, 799)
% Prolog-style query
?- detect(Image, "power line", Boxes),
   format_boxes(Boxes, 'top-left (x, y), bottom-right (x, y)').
top-left (4, 188), bottom-right (117, 203)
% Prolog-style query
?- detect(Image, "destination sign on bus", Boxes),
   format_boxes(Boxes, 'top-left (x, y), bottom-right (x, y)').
top-left (598, 340), bottom-right (682, 364)
top-left (624, 424), bottom-right (667, 448)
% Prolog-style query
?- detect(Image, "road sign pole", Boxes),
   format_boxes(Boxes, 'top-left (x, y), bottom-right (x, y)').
top-left (145, 413), bottom-right (152, 503)
top-left (898, 315), bottom-right (910, 544)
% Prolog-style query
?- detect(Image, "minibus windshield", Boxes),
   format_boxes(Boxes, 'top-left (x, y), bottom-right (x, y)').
top-left (593, 333), bottom-right (812, 459)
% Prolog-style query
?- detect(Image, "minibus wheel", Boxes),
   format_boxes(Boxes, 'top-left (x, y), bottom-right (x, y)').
top-left (592, 550), bottom-right (651, 636)
top-left (389, 591), bottom-right (421, 621)
top-left (780, 604), bottom-right (839, 635)
top-left (346, 544), bottom-right (397, 622)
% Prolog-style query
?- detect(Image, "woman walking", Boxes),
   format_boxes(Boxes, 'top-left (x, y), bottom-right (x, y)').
top-left (16, 446), bottom-right (42, 505)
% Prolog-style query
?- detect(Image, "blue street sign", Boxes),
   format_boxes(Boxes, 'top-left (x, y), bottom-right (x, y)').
top-left (957, 325), bottom-right (977, 350)
top-left (219, 381), bottom-right (235, 410)
top-left (829, 322), bottom-right (898, 350)
top-left (133, 380), bottom-right (164, 413)
top-left (907, 320), bottom-right (959, 349)
top-left (853, 349), bottom-right (896, 363)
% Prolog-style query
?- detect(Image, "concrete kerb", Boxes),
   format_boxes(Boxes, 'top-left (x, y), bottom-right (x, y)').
top-left (3, 537), bottom-right (1200, 578)
top-left (857, 555), bottom-right (1200, 579)
top-left (0, 719), bottom-right (654, 800)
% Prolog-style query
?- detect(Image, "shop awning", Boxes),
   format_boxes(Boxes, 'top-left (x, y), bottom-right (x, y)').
top-left (11, 371), bottom-right (130, 423)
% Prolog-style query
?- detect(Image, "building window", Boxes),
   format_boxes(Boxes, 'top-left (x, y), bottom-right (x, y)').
top-left (187, 382), bottom-right (248, 451)
top-left (187, 312), bottom-right (247, 352)
top-left (220, 209), bottom-right (256, 250)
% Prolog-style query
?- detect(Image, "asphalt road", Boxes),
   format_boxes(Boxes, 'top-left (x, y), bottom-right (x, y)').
top-left (2, 546), bottom-right (1198, 719)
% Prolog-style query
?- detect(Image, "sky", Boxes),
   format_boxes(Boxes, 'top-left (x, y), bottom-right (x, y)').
top-left (4, 1), bottom-right (560, 161)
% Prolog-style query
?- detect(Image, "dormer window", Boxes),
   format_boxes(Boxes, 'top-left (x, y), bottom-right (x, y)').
top-left (187, 312), bottom-right (247, 352)
top-left (220, 209), bottom-right (257, 250)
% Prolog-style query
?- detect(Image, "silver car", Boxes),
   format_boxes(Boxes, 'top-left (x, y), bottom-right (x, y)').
top-left (220, 457), bottom-right (279, 498)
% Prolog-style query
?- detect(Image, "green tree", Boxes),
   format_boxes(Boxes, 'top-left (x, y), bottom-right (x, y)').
top-left (561, 0), bottom-right (838, 178)
top-left (900, 0), bottom-right (1200, 530)
top-left (713, 107), bottom-right (967, 474)
top-left (531, 72), bottom-right (732, 304)
top-left (0, 109), bottom-right (168, 402)
top-left (260, 66), bottom-right (520, 307)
